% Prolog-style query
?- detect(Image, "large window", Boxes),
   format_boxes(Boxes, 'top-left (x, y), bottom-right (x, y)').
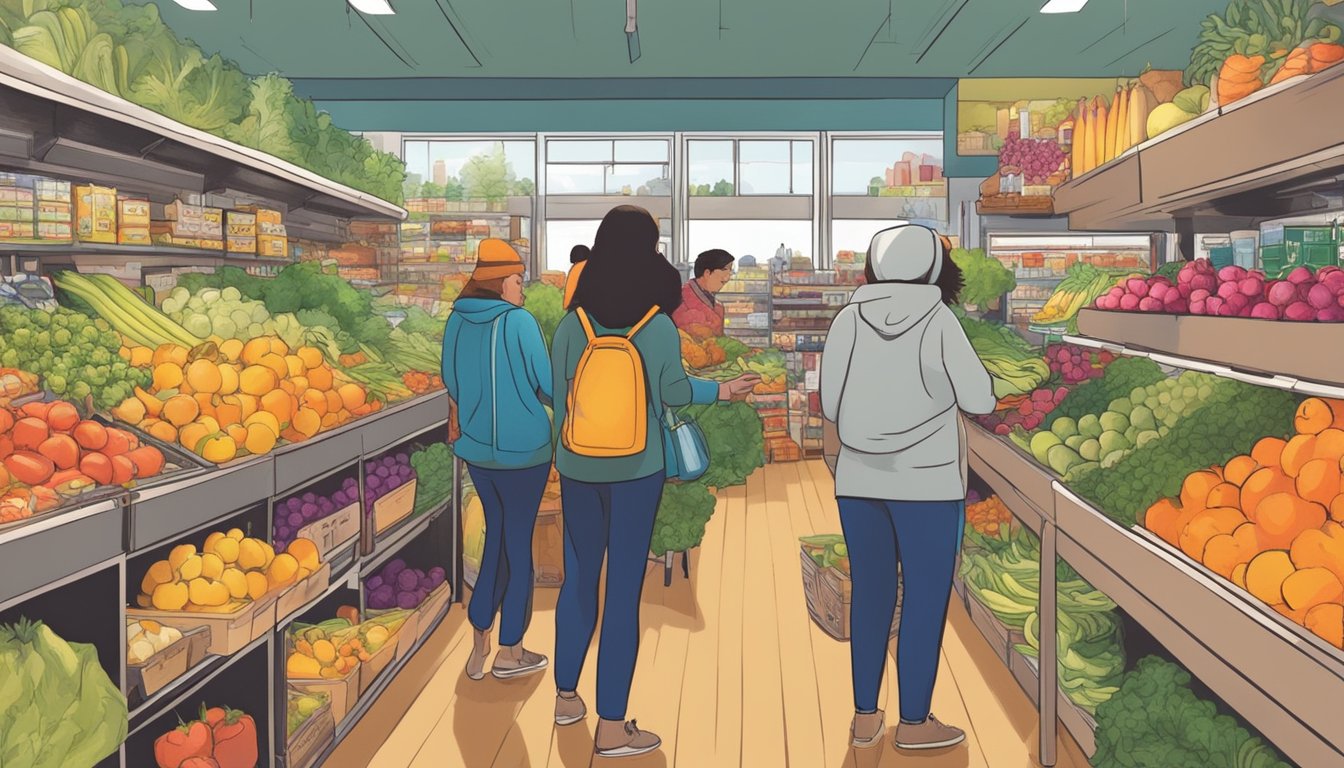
top-left (545, 218), bottom-right (672, 272)
top-left (545, 139), bottom-right (671, 196)
top-left (688, 139), bottom-right (813, 196)
top-left (831, 219), bottom-right (906, 263)
top-left (831, 137), bottom-right (946, 224)
top-left (402, 140), bottom-right (535, 204)
top-left (687, 220), bottom-right (813, 265)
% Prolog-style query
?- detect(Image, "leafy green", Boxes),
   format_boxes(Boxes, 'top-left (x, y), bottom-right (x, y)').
top-left (1069, 380), bottom-right (1297, 526)
top-left (397, 305), bottom-right (447, 342)
top-left (1093, 656), bottom-right (1289, 768)
top-left (951, 247), bottom-right (1016, 308)
top-left (0, 618), bottom-right (127, 767)
top-left (682, 401), bottom-right (765, 490)
top-left (651, 480), bottom-right (717, 555)
top-left (410, 442), bottom-right (454, 516)
top-left (523, 283), bottom-right (565, 348)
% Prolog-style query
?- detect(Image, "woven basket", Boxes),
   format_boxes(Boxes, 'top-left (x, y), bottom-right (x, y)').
top-left (800, 547), bottom-right (902, 641)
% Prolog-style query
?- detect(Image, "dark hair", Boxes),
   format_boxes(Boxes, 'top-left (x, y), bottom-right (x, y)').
top-left (568, 205), bottom-right (682, 328)
top-left (863, 236), bottom-right (965, 306)
top-left (694, 249), bottom-right (734, 278)
top-left (459, 275), bottom-right (507, 300)
top-left (570, 245), bottom-right (589, 265)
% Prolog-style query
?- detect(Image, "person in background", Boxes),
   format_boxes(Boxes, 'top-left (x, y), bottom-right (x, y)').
top-left (550, 206), bottom-right (758, 758)
top-left (441, 239), bottom-right (554, 683)
top-left (671, 248), bottom-right (734, 338)
top-left (563, 244), bottom-right (588, 310)
top-left (819, 225), bottom-right (995, 752)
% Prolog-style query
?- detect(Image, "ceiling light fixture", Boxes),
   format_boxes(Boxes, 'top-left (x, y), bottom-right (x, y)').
top-left (172, 0), bottom-right (218, 10)
top-left (349, 0), bottom-right (396, 15)
top-left (1040, 0), bottom-right (1089, 12)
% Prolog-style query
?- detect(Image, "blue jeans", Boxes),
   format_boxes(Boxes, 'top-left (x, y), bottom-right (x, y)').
top-left (554, 472), bottom-right (666, 721)
top-left (466, 462), bottom-right (550, 647)
top-left (837, 497), bottom-right (964, 723)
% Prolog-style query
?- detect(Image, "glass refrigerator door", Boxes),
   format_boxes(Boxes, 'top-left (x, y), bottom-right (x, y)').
top-left (987, 233), bottom-right (1155, 332)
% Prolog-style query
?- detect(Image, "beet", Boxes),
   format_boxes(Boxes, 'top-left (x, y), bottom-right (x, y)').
top-left (1148, 283), bottom-right (1169, 302)
top-left (1307, 283), bottom-right (1335, 310)
top-left (1216, 282), bottom-right (1240, 300)
top-left (1138, 297), bottom-right (1162, 312)
top-left (1206, 297), bottom-right (1224, 315)
top-left (1225, 292), bottom-right (1249, 312)
top-left (370, 584), bottom-right (395, 609)
top-left (1267, 281), bottom-right (1298, 307)
top-left (1119, 294), bottom-right (1141, 311)
top-left (1250, 302), bottom-right (1279, 320)
top-left (1286, 266), bottom-right (1314, 285)
top-left (1284, 301), bottom-right (1315, 322)
top-left (1317, 306), bottom-right (1344, 322)
top-left (1238, 277), bottom-right (1264, 298)
top-left (1218, 265), bottom-right (1247, 283)
top-left (1165, 298), bottom-right (1189, 314)
top-left (1189, 273), bottom-right (1217, 293)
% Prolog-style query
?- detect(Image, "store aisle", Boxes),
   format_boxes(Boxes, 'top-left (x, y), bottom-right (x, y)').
top-left (331, 462), bottom-right (1089, 768)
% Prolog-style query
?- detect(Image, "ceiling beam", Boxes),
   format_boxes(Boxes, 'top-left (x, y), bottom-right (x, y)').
top-left (290, 77), bottom-right (957, 102)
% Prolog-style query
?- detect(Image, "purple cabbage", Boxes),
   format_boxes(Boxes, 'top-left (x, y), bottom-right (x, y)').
top-left (396, 570), bottom-right (419, 592)
top-left (366, 574), bottom-right (384, 591)
top-left (370, 585), bottom-right (396, 610)
top-left (384, 559), bottom-right (406, 579)
top-left (395, 592), bottom-right (419, 610)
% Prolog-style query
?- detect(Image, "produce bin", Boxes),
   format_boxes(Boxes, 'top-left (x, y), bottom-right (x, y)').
top-left (275, 561), bottom-right (333, 626)
top-left (356, 628), bottom-right (400, 696)
top-left (128, 591), bottom-right (278, 656)
top-left (373, 478), bottom-right (417, 534)
top-left (800, 544), bottom-right (900, 642)
top-left (291, 670), bottom-right (360, 726)
top-left (415, 583), bottom-right (452, 642)
top-left (296, 503), bottom-right (361, 561)
top-left (127, 625), bottom-right (210, 699)
top-left (286, 697), bottom-right (335, 768)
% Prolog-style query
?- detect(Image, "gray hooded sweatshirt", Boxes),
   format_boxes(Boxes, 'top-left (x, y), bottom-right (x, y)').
top-left (820, 225), bottom-right (995, 501)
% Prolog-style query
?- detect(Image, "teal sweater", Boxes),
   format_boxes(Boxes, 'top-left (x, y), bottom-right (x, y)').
top-left (550, 311), bottom-right (718, 483)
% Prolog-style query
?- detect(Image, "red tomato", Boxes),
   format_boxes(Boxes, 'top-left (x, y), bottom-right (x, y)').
top-left (209, 707), bottom-right (259, 768)
top-left (153, 720), bottom-right (213, 768)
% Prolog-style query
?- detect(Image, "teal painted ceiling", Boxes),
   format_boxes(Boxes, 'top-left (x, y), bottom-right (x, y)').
top-left (133, 0), bottom-right (1226, 80)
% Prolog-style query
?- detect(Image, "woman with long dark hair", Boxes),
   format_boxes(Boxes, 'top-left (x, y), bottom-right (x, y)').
top-left (820, 225), bottom-right (995, 751)
top-left (442, 239), bottom-right (553, 683)
top-left (549, 206), bottom-right (756, 757)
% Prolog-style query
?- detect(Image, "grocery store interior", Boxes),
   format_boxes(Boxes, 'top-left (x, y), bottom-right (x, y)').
top-left (1, 0), bottom-right (1343, 767)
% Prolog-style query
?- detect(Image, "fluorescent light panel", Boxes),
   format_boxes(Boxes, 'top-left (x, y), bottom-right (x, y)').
top-left (349, 0), bottom-right (396, 14)
top-left (1040, 0), bottom-right (1089, 12)
top-left (172, 0), bottom-right (218, 10)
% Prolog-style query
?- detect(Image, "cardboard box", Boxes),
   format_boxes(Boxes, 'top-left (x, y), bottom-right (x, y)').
top-left (226, 210), bottom-right (257, 238)
top-left (285, 695), bottom-right (335, 768)
top-left (199, 207), bottom-right (224, 239)
top-left (227, 236), bottom-right (257, 254)
top-left (127, 591), bottom-right (278, 656)
top-left (291, 671), bottom-right (359, 726)
top-left (373, 478), bottom-right (417, 534)
top-left (275, 561), bottom-right (333, 626)
top-left (118, 197), bottom-right (151, 226)
top-left (296, 503), bottom-right (361, 560)
top-left (258, 234), bottom-right (288, 258)
top-left (75, 185), bottom-right (117, 243)
top-left (127, 625), bottom-right (210, 698)
top-left (357, 630), bottom-right (400, 695)
top-left (415, 582), bottom-right (452, 642)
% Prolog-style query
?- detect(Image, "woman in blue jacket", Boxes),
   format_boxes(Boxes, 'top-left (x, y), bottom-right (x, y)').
top-left (442, 239), bottom-right (554, 682)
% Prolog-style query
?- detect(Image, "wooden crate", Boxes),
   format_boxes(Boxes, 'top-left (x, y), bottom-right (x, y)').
top-left (128, 592), bottom-right (278, 656)
top-left (275, 562), bottom-right (333, 626)
top-left (286, 697), bottom-right (335, 768)
top-left (357, 630), bottom-right (400, 696)
top-left (291, 670), bottom-right (360, 725)
top-left (297, 504), bottom-right (360, 560)
top-left (415, 583), bottom-right (452, 642)
top-left (373, 479), bottom-right (417, 534)
top-left (127, 626), bottom-right (210, 698)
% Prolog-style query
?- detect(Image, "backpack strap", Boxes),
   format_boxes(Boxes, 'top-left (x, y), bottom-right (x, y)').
top-left (626, 305), bottom-right (660, 339)
top-left (575, 308), bottom-right (597, 342)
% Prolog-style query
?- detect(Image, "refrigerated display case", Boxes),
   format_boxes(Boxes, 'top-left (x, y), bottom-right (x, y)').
top-left (987, 232), bottom-right (1157, 331)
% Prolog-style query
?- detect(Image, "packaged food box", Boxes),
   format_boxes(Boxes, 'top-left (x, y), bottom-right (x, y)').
top-left (227, 235), bottom-right (257, 254)
top-left (258, 234), bottom-right (288, 259)
top-left (118, 197), bottom-right (152, 245)
top-left (199, 207), bottom-right (223, 239)
top-left (74, 185), bottom-right (117, 243)
top-left (226, 210), bottom-right (257, 238)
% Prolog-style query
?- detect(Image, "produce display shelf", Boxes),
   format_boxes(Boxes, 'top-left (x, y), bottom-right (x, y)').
top-left (1052, 67), bottom-right (1344, 233)
top-left (360, 391), bottom-right (450, 457)
top-left (1051, 482), bottom-right (1344, 768)
top-left (965, 421), bottom-right (1055, 529)
top-left (0, 496), bottom-right (126, 607)
top-left (309, 598), bottom-right (453, 768)
top-left (0, 46), bottom-right (405, 223)
top-left (125, 633), bottom-right (271, 739)
top-left (128, 455), bottom-right (275, 552)
top-left (0, 242), bottom-right (295, 269)
top-left (1016, 653), bottom-right (1098, 759)
top-left (277, 550), bottom-right (359, 633)
top-left (1065, 309), bottom-right (1344, 394)
top-left (362, 500), bottom-right (450, 578)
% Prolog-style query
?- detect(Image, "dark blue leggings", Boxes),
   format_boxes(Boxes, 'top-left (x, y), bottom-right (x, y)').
top-left (466, 462), bottom-right (550, 647)
top-left (837, 497), bottom-right (964, 723)
top-left (554, 472), bottom-right (665, 721)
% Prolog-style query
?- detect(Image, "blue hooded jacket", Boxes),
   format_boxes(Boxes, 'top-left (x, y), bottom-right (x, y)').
top-left (442, 298), bottom-right (554, 470)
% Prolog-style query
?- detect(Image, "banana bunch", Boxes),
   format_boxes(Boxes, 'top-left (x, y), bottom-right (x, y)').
top-left (1016, 581), bottom-right (1126, 712)
top-left (1033, 265), bottom-right (1137, 328)
top-left (1071, 80), bottom-right (1155, 177)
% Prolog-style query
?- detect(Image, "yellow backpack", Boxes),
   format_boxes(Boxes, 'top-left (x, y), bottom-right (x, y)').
top-left (563, 306), bottom-right (660, 457)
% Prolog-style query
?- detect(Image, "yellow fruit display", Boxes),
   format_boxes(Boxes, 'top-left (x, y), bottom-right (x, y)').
top-left (287, 653), bottom-right (322, 679)
top-left (221, 568), bottom-right (249, 600)
top-left (245, 571), bottom-right (269, 601)
top-left (244, 423), bottom-right (277, 455)
top-left (187, 577), bottom-right (230, 607)
top-left (212, 536), bottom-right (240, 564)
top-left (177, 554), bottom-right (203, 581)
top-left (237, 538), bottom-right (267, 570)
top-left (226, 527), bottom-right (245, 541)
top-left (152, 582), bottom-right (189, 611)
top-left (267, 553), bottom-right (300, 589)
top-left (200, 434), bottom-right (237, 464)
top-left (168, 543), bottom-right (196, 571)
top-left (200, 552), bottom-right (225, 581)
top-left (287, 538), bottom-right (321, 572)
top-left (140, 560), bottom-right (174, 595)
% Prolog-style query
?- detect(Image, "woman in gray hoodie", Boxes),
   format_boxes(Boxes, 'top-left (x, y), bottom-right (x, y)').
top-left (820, 224), bottom-right (995, 752)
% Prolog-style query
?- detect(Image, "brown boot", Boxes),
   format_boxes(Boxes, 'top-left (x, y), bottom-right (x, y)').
top-left (851, 709), bottom-right (885, 748)
top-left (465, 628), bottom-right (490, 681)
top-left (894, 714), bottom-right (965, 750)
top-left (594, 718), bottom-right (661, 758)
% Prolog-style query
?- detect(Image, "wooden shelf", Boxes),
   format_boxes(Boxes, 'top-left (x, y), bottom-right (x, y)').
top-left (1053, 68), bottom-right (1344, 233)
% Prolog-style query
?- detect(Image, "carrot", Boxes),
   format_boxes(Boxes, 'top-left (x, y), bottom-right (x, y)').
top-left (1218, 54), bottom-right (1266, 104)
top-left (1270, 47), bottom-right (1310, 85)
top-left (1308, 42), bottom-right (1344, 72)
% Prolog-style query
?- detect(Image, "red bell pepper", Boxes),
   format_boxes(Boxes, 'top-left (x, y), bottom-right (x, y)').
top-left (202, 704), bottom-right (259, 768)
top-left (154, 720), bottom-right (213, 768)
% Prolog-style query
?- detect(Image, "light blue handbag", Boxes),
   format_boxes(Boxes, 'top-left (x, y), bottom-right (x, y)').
top-left (662, 407), bottom-right (710, 482)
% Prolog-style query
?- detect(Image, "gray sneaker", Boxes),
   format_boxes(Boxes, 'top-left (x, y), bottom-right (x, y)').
top-left (594, 718), bottom-right (661, 758)
top-left (555, 691), bottom-right (587, 726)
top-left (491, 647), bottom-right (549, 679)
top-left (465, 628), bottom-right (490, 681)
top-left (894, 714), bottom-right (966, 750)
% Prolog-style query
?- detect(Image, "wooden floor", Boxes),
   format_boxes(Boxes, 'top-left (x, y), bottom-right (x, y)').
top-left (330, 462), bottom-right (1090, 768)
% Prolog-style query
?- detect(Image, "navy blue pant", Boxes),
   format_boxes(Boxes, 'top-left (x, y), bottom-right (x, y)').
top-left (466, 462), bottom-right (550, 647)
top-left (837, 497), bottom-right (964, 723)
top-left (554, 472), bottom-right (665, 721)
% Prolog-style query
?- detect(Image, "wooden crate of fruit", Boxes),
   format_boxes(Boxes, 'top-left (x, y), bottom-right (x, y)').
top-left (126, 623), bottom-right (209, 698)
top-left (275, 560), bottom-right (333, 626)
top-left (128, 593), bottom-right (277, 657)
top-left (373, 478), bottom-right (417, 534)
top-left (286, 689), bottom-right (335, 768)
top-left (356, 628), bottom-right (400, 696)
top-left (416, 583), bottom-right (452, 642)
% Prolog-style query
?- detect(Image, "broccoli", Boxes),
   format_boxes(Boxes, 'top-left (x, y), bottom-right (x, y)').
top-left (650, 480), bottom-right (718, 555)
